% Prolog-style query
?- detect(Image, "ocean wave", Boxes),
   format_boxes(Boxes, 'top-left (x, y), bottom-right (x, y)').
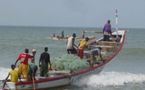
top-left (0, 67), bottom-right (10, 80)
top-left (74, 71), bottom-right (145, 87)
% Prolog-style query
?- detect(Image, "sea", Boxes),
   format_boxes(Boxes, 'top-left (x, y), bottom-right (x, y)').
top-left (0, 26), bottom-right (145, 90)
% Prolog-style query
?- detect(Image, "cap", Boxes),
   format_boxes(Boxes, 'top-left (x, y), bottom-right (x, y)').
top-left (32, 49), bottom-right (36, 52)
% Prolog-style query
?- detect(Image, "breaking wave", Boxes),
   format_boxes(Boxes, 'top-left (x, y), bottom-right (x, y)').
top-left (74, 71), bottom-right (145, 87)
top-left (0, 67), bottom-right (10, 80)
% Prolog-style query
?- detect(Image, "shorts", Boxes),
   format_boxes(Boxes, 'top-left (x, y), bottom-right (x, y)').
top-left (77, 48), bottom-right (84, 59)
top-left (91, 49), bottom-right (99, 56)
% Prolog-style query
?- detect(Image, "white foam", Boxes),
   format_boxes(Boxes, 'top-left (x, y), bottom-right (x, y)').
top-left (74, 71), bottom-right (145, 87)
top-left (0, 67), bottom-right (10, 80)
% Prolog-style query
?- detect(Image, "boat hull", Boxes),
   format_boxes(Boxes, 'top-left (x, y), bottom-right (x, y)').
top-left (16, 77), bottom-right (71, 90)
top-left (4, 64), bottom-right (105, 90)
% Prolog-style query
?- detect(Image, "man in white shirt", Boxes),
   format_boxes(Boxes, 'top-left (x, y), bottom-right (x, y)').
top-left (66, 33), bottom-right (77, 54)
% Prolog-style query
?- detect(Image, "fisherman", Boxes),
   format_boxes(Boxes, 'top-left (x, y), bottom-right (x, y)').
top-left (28, 49), bottom-right (38, 80)
top-left (66, 33), bottom-right (77, 54)
top-left (81, 30), bottom-right (85, 39)
top-left (77, 37), bottom-right (89, 59)
top-left (2, 64), bottom-right (19, 89)
top-left (39, 47), bottom-right (51, 77)
top-left (87, 47), bottom-right (103, 66)
top-left (103, 20), bottom-right (112, 41)
top-left (15, 48), bottom-right (33, 81)
top-left (10, 64), bottom-right (19, 82)
top-left (53, 33), bottom-right (56, 37)
top-left (29, 59), bottom-right (38, 80)
top-left (90, 51), bottom-right (97, 66)
top-left (61, 30), bottom-right (64, 38)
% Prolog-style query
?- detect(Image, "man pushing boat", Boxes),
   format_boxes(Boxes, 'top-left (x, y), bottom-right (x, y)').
top-left (66, 33), bottom-right (77, 54)
top-left (15, 48), bottom-right (33, 81)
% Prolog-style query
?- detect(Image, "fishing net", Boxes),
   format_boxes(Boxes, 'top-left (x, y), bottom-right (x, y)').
top-left (51, 54), bottom-right (89, 71)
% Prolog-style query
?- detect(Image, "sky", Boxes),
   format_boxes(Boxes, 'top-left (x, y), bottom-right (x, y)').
top-left (0, 0), bottom-right (145, 28)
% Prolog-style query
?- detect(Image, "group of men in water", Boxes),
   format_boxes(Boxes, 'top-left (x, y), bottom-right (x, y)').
top-left (3, 47), bottom-right (51, 88)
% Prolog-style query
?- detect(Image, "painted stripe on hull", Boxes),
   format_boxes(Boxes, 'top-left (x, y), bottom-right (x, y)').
top-left (16, 78), bottom-right (71, 89)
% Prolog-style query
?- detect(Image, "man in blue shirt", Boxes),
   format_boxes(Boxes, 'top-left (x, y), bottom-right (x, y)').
top-left (103, 20), bottom-right (112, 41)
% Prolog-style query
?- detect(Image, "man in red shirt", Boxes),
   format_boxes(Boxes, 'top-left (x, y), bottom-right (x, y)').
top-left (15, 48), bottom-right (33, 80)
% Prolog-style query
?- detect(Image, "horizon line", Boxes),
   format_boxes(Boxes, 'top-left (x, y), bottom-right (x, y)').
top-left (0, 25), bottom-right (144, 30)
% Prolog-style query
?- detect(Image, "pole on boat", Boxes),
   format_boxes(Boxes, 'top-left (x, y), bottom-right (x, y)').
top-left (115, 9), bottom-right (118, 31)
top-left (2, 74), bottom-right (10, 89)
top-left (115, 9), bottom-right (119, 40)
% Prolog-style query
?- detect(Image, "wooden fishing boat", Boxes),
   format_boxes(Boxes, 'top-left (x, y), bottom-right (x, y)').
top-left (2, 30), bottom-right (127, 90)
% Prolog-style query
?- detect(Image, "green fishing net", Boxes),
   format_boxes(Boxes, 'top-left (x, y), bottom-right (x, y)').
top-left (51, 54), bottom-right (89, 71)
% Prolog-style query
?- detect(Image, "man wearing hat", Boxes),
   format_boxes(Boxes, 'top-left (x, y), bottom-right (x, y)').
top-left (28, 49), bottom-right (38, 80)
